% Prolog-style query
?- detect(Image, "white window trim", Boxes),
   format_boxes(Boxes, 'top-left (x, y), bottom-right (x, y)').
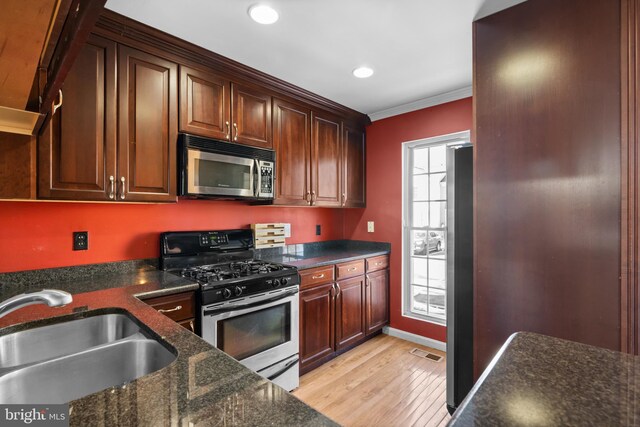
top-left (401, 130), bottom-right (471, 326)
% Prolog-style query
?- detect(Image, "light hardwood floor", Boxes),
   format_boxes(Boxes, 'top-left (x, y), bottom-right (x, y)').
top-left (293, 334), bottom-right (449, 427)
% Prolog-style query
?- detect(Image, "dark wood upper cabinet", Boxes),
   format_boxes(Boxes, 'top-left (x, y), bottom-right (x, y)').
top-left (299, 283), bottom-right (335, 372)
top-left (179, 65), bottom-right (230, 140)
top-left (311, 112), bottom-right (342, 207)
top-left (365, 269), bottom-right (389, 335)
top-left (38, 35), bottom-right (117, 201)
top-left (231, 83), bottom-right (272, 149)
top-left (335, 276), bottom-right (366, 350)
top-left (272, 98), bottom-right (311, 206)
top-left (118, 45), bottom-right (177, 202)
top-left (342, 123), bottom-right (366, 208)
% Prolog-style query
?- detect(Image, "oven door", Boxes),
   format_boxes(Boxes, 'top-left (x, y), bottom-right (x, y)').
top-left (187, 148), bottom-right (256, 198)
top-left (201, 287), bottom-right (299, 373)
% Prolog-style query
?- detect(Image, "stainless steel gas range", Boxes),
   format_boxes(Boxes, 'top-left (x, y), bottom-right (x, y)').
top-left (160, 229), bottom-right (300, 391)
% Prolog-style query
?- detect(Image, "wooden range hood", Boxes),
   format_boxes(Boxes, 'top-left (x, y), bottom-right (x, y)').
top-left (0, 0), bottom-right (106, 136)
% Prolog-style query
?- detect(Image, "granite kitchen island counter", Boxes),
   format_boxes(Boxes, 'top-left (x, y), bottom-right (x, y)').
top-left (0, 263), bottom-right (337, 427)
top-left (448, 332), bottom-right (640, 426)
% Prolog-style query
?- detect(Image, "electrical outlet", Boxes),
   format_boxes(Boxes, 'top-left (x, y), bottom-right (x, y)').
top-left (367, 221), bottom-right (375, 233)
top-left (316, 224), bottom-right (321, 236)
top-left (283, 223), bottom-right (291, 238)
top-left (73, 231), bottom-right (88, 251)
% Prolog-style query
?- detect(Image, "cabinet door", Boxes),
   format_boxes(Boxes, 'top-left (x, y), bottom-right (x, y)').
top-left (118, 45), bottom-right (178, 202)
top-left (335, 276), bottom-right (366, 351)
top-left (179, 66), bottom-right (231, 140)
top-left (342, 123), bottom-right (366, 207)
top-left (272, 98), bottom-right (311, 206)
top-left (231, 83), bottom-right (272, 149)
top-left (311, 112), bottom-right (342, 206)
top-left (300, 283), bottom-right (335, 373)
top-left (38, 35), bottom-right (117, 200)
top-left (366, 269), bottom-right (390, 335)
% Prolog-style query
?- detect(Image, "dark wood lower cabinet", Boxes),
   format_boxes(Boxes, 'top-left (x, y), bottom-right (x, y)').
top-left (299, 256), bottom-right (390, 374)
top-left (335, 276), bottom-right (366, 350)
top-left (300, 282), bottom-right (335, 371)
top-left (366, 269), bottom-right (389, 334)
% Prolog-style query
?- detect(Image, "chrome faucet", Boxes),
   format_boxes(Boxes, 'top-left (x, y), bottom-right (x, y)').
top-left (0, 290), bottom-right (73, 318)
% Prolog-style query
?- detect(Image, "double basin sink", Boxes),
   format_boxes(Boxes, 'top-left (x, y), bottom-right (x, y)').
top-left (0, 310), bottom-right (177, 404)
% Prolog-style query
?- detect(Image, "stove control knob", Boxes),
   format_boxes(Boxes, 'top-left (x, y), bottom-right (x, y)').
top-left (222, 288), bottom-right (232, 299)
top-left (280, 277), bottom-right (289, 286)
top-left (273, 279), bottom-right (281, 288)
top-left (234, 286), bottom-right (243, 297)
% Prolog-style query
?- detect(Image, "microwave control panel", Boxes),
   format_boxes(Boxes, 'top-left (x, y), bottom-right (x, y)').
top-left (259, 161), bottom-right (274, 198)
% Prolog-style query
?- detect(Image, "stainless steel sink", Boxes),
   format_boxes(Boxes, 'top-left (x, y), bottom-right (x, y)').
top-left (0, 313), bottom-right (143, 368)
top-left (0, 338), bottom-right (175, 404)
top-left (0, 311), bottom-right (177, 404)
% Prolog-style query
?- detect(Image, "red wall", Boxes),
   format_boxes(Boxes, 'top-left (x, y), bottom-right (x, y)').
top-left (344, 97), bottom-right (473, 343)
top-left (0, 200), bottom-right (344, 273)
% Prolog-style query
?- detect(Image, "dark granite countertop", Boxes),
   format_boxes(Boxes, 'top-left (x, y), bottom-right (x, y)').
top-left (256, 240), bottom-right (390, 269)
top-left (448, 332), bottom-right (640, 426)
top-left (0, 261), bottom-right (337, 426)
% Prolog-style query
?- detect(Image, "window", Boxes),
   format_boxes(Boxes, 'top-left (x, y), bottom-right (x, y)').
top-left (402, 131), bottom-right (470, 325)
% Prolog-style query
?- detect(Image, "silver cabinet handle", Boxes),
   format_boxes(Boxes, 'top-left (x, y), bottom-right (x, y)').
top-left (342, 193), bottom-right (346, 206)
top-left (158, 305), bottom-right (182, 314)
top-left (108, 176), bottom-right (115, 199)
top-left (311, 273), bottom-right (325, 280)
top-left (52, 89), bottom-right (63, 115)
top-left (189, 320), bottom-right (195, 332)
top-left (306, 191), bottom-right (311, 205)
top-left (233, 123), bottom-right (238, 141)
top-left (335, 283), bottom-right (341, 298)
top-left (225, 121), bottom-right (230, 139)
top-left (311, 191), bottom-right (316, 205)
top-left (120, 177), bottom-right (126, 200)
top-left (347, 267), bottom-right (358, 272)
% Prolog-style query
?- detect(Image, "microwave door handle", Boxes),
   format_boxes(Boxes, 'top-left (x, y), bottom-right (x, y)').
top-left (253, 159), bottom-right (260, 198)
top-left (203, 288), bottom-right (299, 317)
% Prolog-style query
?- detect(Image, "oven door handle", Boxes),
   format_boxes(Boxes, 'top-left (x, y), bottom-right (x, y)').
top-left (203, 288), bottom-right (299, 317)
top-left (267, 357), bottom-right (299, 381)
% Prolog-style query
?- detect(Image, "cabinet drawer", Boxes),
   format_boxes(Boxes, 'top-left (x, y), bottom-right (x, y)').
top-left (366, 255), bottom-right (389, 272)
top-left (336, 259), bottom-right (365, 280)
top-left (143, 291), bottom-right (195, 322)
top-left (178, 318), bottom-right (196, 333)
top-left (300, 265), bottom-right (335, 289)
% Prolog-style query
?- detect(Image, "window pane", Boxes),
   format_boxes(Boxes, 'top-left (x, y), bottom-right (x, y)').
top-left (427, 230), bottom-right (446, 258)
top-left (412, 230), bottom-right (428, 256)
top-left (413, 175), bottom-right (428, 201)
top-left (429, 202), bottom-right (446, 228)
top-left (411, 257), bottom-right (428, 285)
top-left (412, 202), bottom-right (429, 227)
top-left (429, 145), bottom-right (446, 173)
top-left (413, 148), bottom-right (429, 174)
top-left (428, 258), bottom-right (446, 289)
top-left (428, 288), bottom-right (446, 318)
top-left (411, 285), bottom-right (430, 315)
top-left (429, 173), bottom-right (446, 201)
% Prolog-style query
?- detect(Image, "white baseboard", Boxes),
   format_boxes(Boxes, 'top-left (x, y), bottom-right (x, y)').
top-left (383, 326), bottom-right (446, 352)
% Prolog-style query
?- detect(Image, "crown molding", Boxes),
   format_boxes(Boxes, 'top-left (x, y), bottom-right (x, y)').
top-left (368, 86), bottom-right (473, 122)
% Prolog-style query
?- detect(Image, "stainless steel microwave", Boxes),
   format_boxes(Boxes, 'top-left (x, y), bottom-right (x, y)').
top-left (178, 133), bottom-right (274, 201)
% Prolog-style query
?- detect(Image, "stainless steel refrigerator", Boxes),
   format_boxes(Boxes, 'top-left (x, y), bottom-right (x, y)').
top-left (446, 145), bottom-right (474, 414)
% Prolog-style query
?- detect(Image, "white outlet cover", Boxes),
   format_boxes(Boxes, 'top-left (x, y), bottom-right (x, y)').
top-left (283, 223), bottom-right (291, 238)
top-left (367, 221), bottom-right (375, 232)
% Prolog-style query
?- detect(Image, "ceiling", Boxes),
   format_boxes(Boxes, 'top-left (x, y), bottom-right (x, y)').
top-left (105, 0), bottom-right (525, 120)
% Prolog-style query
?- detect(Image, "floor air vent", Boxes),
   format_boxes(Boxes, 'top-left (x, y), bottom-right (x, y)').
top-left (410, 348), bottom-right (443, 362)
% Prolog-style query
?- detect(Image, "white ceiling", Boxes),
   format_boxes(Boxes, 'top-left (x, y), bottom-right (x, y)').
top-left (105, 0), bottom-right (525, 119)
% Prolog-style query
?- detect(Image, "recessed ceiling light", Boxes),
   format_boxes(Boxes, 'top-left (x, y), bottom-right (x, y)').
top-left (248, 4), bottom-right (279, 25)
top-left (353, 66), bottom-right (374, 79)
